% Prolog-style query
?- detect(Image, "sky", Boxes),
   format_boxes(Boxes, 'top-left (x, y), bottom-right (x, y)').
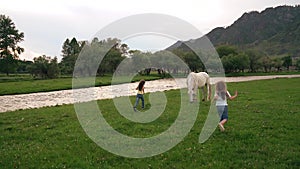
top-left (1, 0), bottom-right (299, 61)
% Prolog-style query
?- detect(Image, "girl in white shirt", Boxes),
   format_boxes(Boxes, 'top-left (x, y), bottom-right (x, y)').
top-left (214, 81), bottom-right (238, 131)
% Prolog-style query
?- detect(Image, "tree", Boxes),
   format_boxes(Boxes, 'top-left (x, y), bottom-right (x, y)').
top-left (96, 38), bottom-right (127, 75)
top-left (245, 50), bottom-right (262, 72)
top-left (99, 47), bottom-right (124, 74)
top-left (221, 54), bottom-right (235, 73)
top-left (47, 57), bottom-right (60, 78)
top-left (60, 37), bottom-right (85, 74)
top-left (73, 38), bottom-right (126, 77)
top-left (261, 56), bottom-right (273, 72)
top-left (236, 53), bottom-right (250, 72)
top-left (130, 52), bottom-right (150, 75)
top-left (282, 55), bottom-right (292, 71)
top-left (221, 53), bottom-right (249, 73)
top-left (272, 58), bottom-right (283, 72)
top-left (29, 55), bottom-right (59, 79)
top-left (16, 60), bottom-right (33, 73)
top-left (0, 55), bottom-right (18, 74)
top-left (119, 44), bottom-right (129, 56)
top-left (180, 51), bottom-right (204, 72)
top-left (296, 59), bottom-right (300, 70)
top-left (216, 45), bottom-right (238, 58)
top-left (61, 38), bottom-right (71, 58)
top-left (0, 15), bottom-right (24, 75)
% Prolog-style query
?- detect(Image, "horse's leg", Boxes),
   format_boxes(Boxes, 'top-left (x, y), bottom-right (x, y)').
top-left (187, 73), bottom-right (194, 103)
top-left (189, 92), bottom-right (194, 103)
top-left (207, 84), bottom-right (211, 101)
top-left (193, 87), bottom-right (198, 102)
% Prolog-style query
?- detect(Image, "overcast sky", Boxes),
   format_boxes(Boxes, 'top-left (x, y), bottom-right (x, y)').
top-left (1, 0), bottom-right (299, 61)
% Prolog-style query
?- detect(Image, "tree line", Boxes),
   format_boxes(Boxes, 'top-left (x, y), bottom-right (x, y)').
top-left (1, 14), bottom-right (299, 79)
top-left (215, 45), bottom-right (296, 73)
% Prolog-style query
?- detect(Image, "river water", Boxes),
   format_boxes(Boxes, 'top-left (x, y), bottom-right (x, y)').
top-left (0, 75), bottom-right (299, 113)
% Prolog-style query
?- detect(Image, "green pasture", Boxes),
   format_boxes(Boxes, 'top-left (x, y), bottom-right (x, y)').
top-left (0, 78), bottom-right (299, 168)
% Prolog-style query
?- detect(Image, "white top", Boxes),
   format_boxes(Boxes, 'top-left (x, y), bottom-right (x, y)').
top-left (215, 91), bottom-right (231, 106)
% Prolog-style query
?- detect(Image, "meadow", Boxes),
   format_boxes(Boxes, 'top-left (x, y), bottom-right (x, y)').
top-left (0, 78), bottom-right (299, 168)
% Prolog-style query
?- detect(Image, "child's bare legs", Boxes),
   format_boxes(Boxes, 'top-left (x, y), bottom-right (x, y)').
top-left (218, 119), bottom-right (227, 131)
top-left (220, 119), bottom-right (227, 126)
top-left (217, 106), bottom-right (228, 131)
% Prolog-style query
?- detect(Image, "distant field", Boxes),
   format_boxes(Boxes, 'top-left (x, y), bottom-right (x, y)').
top-left (1, 78), bottom-right (299, 168)
top-left (0, 73), bottom-right (32, 82)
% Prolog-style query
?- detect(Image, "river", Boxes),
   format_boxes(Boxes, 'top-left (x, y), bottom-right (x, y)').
top-left (0, 74), bottom-right (299, 113)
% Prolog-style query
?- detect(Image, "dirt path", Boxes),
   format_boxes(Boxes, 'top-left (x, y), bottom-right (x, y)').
top-left (0, 74), bottom-right (299, 113)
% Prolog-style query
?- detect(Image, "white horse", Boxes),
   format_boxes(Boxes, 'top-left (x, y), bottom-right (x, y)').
top-left (187, 72), bottom-right (211, 102)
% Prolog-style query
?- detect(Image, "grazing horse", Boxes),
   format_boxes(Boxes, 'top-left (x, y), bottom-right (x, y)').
top-left (187, 72), bottom-right (211, 102)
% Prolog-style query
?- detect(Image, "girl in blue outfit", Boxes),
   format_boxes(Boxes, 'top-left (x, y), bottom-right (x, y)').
top-left (133, 79), bottom-right (145, 112)
top-left (214, 81), bottom-right (238, 131)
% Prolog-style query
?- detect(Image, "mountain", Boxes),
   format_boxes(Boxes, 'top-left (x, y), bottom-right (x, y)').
top-left (167, 5), bottom-right (300, 57)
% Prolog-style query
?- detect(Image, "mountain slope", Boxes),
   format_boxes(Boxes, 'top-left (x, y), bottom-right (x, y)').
top-left (167, 5), bottom-right (300, 57)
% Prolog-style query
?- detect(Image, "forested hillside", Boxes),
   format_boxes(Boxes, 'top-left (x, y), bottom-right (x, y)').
top-left (168, 5), bottom-right (300, 57)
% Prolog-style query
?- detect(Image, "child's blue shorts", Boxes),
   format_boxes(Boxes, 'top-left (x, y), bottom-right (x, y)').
top-left (217, 105), bottom-right (228, 121)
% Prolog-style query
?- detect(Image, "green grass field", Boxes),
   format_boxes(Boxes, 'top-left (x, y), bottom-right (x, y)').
top-left (0, 78), bottom-right (299, 168)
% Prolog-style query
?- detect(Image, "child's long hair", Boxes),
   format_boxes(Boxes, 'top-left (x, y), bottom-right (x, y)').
top-left (137, 79), bottom-right (145, 91)
top-left (215, 81), bottom-right (227, 100)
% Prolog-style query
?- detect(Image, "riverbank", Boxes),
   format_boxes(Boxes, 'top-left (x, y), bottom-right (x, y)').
top-left (0, 74), bottom-right (299, 113)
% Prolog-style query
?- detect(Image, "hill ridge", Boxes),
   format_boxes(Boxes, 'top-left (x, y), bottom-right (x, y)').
top-left (167, 5), bottom-right (300, 57)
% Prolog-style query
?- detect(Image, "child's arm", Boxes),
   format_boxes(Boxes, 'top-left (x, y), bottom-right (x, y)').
top-left (228, 90), bottom-right (238, 100)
